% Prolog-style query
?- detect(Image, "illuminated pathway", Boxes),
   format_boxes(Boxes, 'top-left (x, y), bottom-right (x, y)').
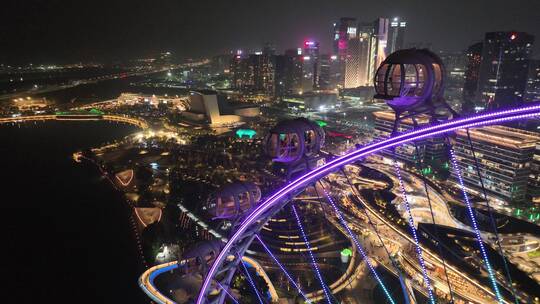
top-left (0, 114), bottom-right (149, 129)
top-left (139, 256), bottom-right (280, 304)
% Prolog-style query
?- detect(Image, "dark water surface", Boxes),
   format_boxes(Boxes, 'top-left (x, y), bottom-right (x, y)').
top-left (1, 121), bottom-right (148, 303)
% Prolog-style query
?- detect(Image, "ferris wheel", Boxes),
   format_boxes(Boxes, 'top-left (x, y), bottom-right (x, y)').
top-left (144, 49), bottom-right (540, 304)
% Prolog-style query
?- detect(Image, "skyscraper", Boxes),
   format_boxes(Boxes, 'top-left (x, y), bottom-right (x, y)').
top-left (333, 18), bottom-right (358, 88)
top-left (343, 27), bottom-right (361, 88)
top-left (476, 31), bottom-right (534, 110)
top-left (462, 42), bottom-right (483, 113)
top-left (334, 16), bottom-right (405, 89)
top-left (230, 52), bottom-right (274, 96)
top-left (525, 59), bottom-right (540, 102)
top-left (333, 18), bottom-right (358, 60)
top-left (274, 51), bottom-right (303, 96)
top-left (373, 18), bottom-right (390, 71)
top-left (387, 17), bottom-right (406, 54)
top-left (303, 40), bottom-right (320, 90)
top-left (319, 54), bottom-right (340, 90)
top-left (357, 22), bottom-right (377, 87)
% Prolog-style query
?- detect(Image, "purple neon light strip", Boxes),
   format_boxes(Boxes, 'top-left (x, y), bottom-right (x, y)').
top-left (216, 281), bottom-right (240, 304)
top-left (255, 234), bottom-right (311, 303)
top-left (291, 205), bottom-right (332, 304)
top-left (196, 105), bottom-right (540, 304)
top-left (393, 162), bottom-right (436, 304)
top-left (240, 260), bottom-right (265, 304)
top-left (320, 184), bottom-right (396, 304)
top-left (449, 148), bottom-right (503, 303)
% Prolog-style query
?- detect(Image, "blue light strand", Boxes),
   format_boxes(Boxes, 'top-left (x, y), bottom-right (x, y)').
top-left (216, 281), bottom-right (240, 304)
top-left (255, 234), bottom-right (312, 303)
top-left (449, 147), bottom-right (503, 303)
top-left (291, 204), bottom-right (333, 304)
top-left (393, 161), bottom-right (437, 304)
top-left (319, 183), bottom-right (397, 304)
top-left (240, 259), bottom-right (265, 304)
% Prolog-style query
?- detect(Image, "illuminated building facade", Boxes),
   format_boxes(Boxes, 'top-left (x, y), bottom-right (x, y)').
top-left (357, 22), bottom-right (377, 87)
top-left (530, 144), bottom-right (540, 204)
top-left (525, 59), bottom-right (540, 102)
top-left (387, 17), bottom-right (406, 55)
top-left (230, 53), bottom-right (275, 96)
top-left (318, 54), bottom-right (339, 90)
top-left (462, 42), bottom-right (483, 113)
top-left (373, 18), bottom-right (390, 71)
top-left (333, 17), bottom-right (357, 59)
top-left (274, 52), bottom-right (303, 96)
top-left (333, 17), bottom-right (404, 89)
top-left (343, 33), bottom-right (361, 88)
top-left (477, 31), bottom-right (534, 110)
top-left (373, 111), bottom-right (446, 168)
top-left (451, 126), bottom-right (540, 204)
top-left (303, 40), bottom-right (320, 90)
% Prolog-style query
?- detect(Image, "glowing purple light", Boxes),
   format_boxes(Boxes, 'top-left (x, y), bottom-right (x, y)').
top-left (320, 184), bottom-right (396, 304)
top-left (449, 148), bottom-right (503, 303)
top-left (292, 205), bottom-right (332, 304)
top-left (240, 261), bottom-right (264, 304)
top-left (196, 104), bottom-right (540, 304)
top-left (216, 281), bottom-right (239, 304)
top-left (393, 162), bottom-right (435, 304)
top-left (255, 234), bottom-right (311, 303)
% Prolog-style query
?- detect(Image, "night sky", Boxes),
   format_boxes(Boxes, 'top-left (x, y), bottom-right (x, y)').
top-left (1, 0), bottom-right (540, 64)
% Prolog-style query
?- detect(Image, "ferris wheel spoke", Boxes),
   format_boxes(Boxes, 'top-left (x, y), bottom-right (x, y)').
top-left (291, 204), bottom-right (333, 304)
top-left (239, 258), bottom-right (266, 304)
top-left (392, 155), bottom-right (437, 304)
top-left (338, 168), bottom-right (414, 304)
top-left (410, 140), bottom-right (456, 303)
top-left (464, 128), bottom-right (518, 304)
top-left (254, 234), bottom-right (312, 303)
top-left (215, 281), bottom-right (240, 304)
top-left (317, 181), bottom-right (398, 304)
top-left (447, 143), bottom-right (504, 303)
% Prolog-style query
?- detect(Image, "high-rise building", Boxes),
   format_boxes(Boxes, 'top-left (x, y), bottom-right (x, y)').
top-left (451, 126), bottom-right (540, 205)
top-left (439, 51), bottom-right (467, 89)
top-left (462, 42), bottom-right (483, 113)
top-left (343, 30), bottom-right (361, 89)
top-left (387, 17), bottom-right (406, 54)
top-left (303, 40), bottom-right (320, 90)
top-left (211, 54), bottom-right (233, 75)
top-left (333, 18), bottom-right (358, 88)
top-left (333, 17), bottom-right (404, 89)
top-left (373, 18), bottom-right (390, 71)
top-left (230, 51), bottom-right (249, 89)
top-left (357, 22), bottom-right (377, 87)
top-left (274, 51), bottom-right (303, 96)
top-left (476, 31), bottom-right (534, 110)
top-left (319, 54), bottom-right (339, 90)
top-left (333, 18), bottom-right (358, 60)
top-left (525, 59), bottom-right (540, 102)
top-left (230, 53), bottom-right (274, 96)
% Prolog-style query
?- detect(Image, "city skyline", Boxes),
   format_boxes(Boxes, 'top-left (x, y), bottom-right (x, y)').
top-left (4, 2), bottom-right (540, 304)
top-left (2, 0), bottom-right (540, 64)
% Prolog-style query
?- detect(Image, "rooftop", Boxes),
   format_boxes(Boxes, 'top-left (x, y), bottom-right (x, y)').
top-left (457, 125), bottom-right (540, 149)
